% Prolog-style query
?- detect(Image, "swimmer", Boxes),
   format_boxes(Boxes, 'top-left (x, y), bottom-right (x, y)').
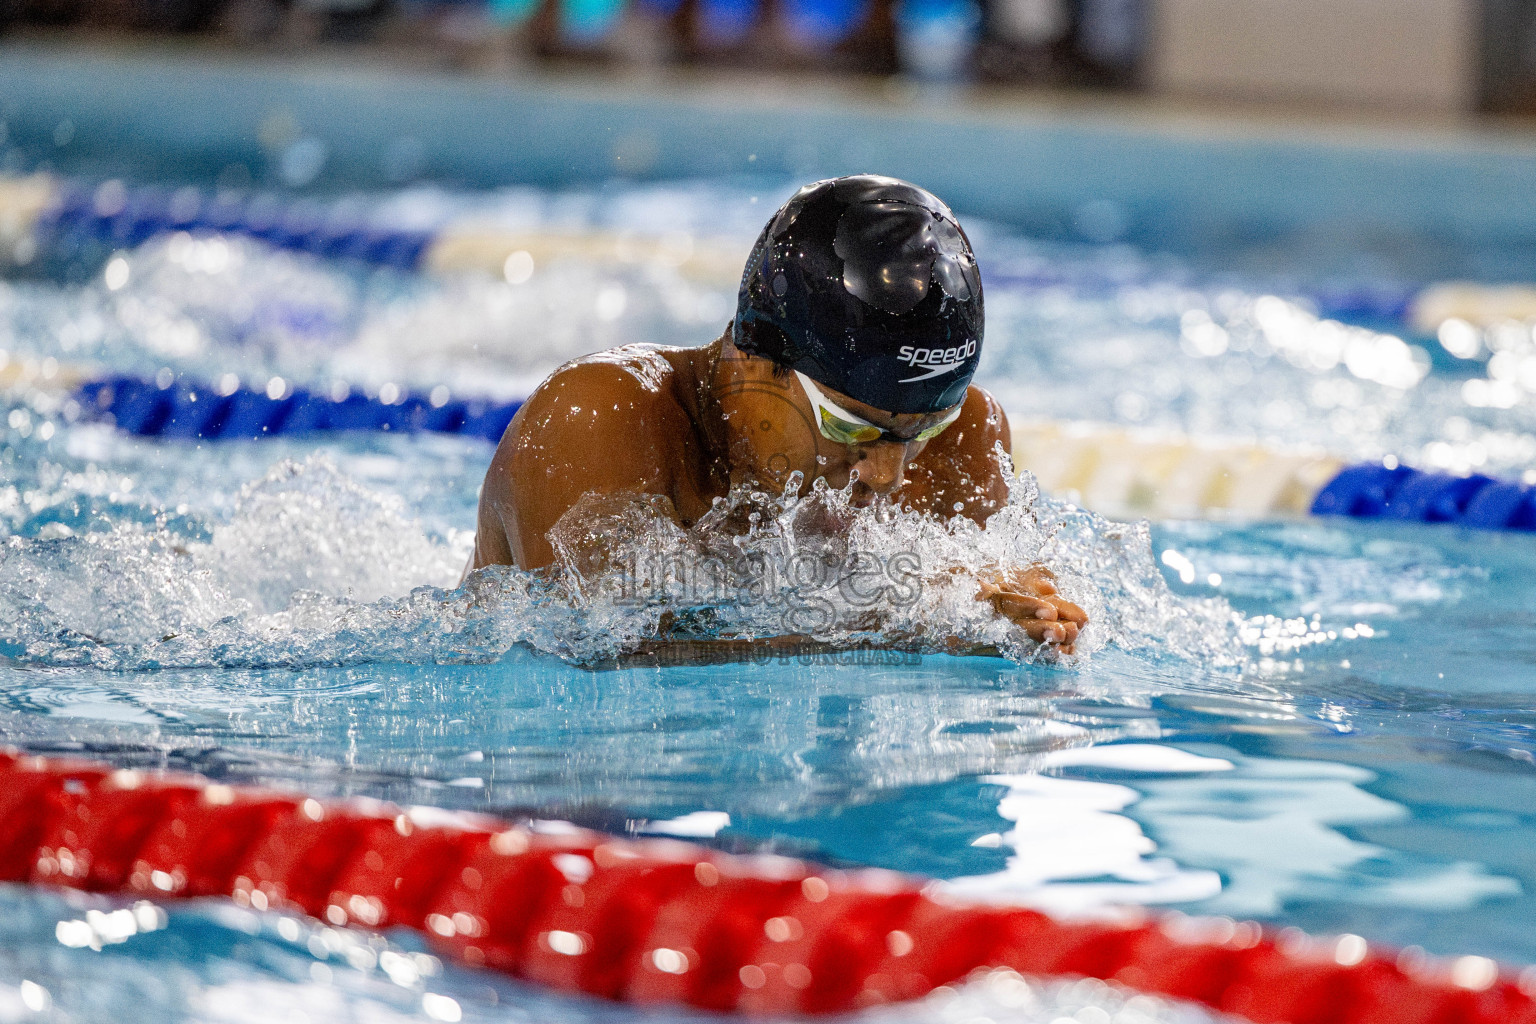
top-left (467, 174), bottom-right (1087, 652)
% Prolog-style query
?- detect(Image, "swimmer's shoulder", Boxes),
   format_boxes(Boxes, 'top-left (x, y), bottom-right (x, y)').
top-left (492, 344), bottom-right (707, 499)
top-left (477, 345), bottom-right (703, 572)
top-left (508, 344), bottom-right (696, 443)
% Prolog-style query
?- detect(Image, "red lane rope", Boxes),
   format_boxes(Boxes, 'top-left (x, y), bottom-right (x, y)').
top-left (3, 750), bottom-right (1533, 1021)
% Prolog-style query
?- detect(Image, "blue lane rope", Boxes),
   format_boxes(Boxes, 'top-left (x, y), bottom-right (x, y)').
top-left (68, 372), bottom-right (1536, 532)
top-left (1310, 462), bottom-right (1536, 531)
top-left (75, 375), bottom-right (521, 443)
top-left (38, 181), bottom-right (437, 271)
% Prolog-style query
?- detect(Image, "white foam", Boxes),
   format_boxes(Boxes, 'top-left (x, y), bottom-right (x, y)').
top-left (640, 811), bottom-right (732, 837)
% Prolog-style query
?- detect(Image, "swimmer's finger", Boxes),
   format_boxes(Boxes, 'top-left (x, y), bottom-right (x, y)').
top-left (1050, 598), bottom-right (1089, 625)
top-left (1022, 564), bottom-right (1057, 584)
top-left (1014, 566), bottom-right (1057, 595)
top-left (1019, 618), bottom-right (1069, 645)
top-left (1044, 635), bottom-right (1076, 657)
top-left (990, 592), bottom-right (1058, 621)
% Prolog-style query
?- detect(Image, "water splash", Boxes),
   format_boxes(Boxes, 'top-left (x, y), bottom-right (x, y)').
top-left (0, 453), bottom-right (1242, 671)
top-left (0, 456), bottom-right (466, 668)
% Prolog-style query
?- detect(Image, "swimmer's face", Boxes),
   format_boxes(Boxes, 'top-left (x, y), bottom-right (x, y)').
top-left (716, 346), bottom-right (961, 507)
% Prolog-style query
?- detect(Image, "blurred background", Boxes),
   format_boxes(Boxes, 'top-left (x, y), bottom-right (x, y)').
top-left (0, 0), bottom-right (1531, 117)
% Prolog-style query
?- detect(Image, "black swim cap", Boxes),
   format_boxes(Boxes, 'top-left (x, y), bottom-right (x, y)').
top-left (732, 175), bottom-right (983, 415)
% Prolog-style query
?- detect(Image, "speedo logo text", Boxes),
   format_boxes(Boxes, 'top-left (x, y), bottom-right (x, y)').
top-left (897, 339), bottom-right (977, 382)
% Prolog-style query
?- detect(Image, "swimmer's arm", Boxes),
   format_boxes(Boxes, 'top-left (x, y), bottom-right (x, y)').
top-left (470, 364), bottom-right (680, 573)
top-left (619, 634), bottom-right (1013, 666)
top-left (630, 568), bottom-right (1083, 662)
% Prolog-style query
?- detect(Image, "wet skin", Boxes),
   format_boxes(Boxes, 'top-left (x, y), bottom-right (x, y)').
top-left (469, 332), bottom-right (1087, 650)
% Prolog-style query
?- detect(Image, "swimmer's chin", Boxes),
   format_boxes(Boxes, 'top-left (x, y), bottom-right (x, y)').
top-left (849, 483), bottom-right (878, 508)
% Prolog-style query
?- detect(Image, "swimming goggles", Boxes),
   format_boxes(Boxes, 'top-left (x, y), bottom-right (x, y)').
top-left (794, 370), bottom-right (964, 446)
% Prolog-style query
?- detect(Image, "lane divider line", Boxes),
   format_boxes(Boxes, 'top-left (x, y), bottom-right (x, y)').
top-left (1012, 420), bottom-right (1536, 530)
top-left (7, 174), bottom-right (1536, 336)
top-left (2, 174), bottom-right (746, 285)
top-left (4, 751), bottom-right (1533, 1020)
top-left (74, 373), bottom-right (522, 443)
top-left (3, 358), bottom-right (1534, 531)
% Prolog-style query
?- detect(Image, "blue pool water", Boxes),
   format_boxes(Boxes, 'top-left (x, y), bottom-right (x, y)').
top-left (1, 163), bottom-right (1536, 1023)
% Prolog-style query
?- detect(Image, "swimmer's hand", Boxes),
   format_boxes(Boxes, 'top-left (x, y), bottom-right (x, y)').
top-left (977, 565), bottom-right (1088, 654)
